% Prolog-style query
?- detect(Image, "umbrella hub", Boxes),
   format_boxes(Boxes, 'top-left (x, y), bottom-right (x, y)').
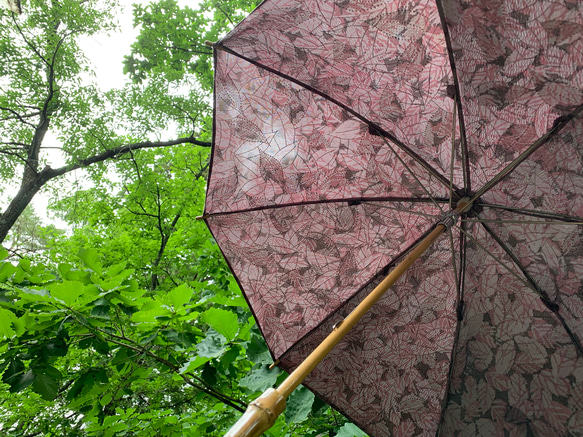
top-left (456, 197), bottom-right (473, 213)
top-left (437, 197), bottom-right (473, 229)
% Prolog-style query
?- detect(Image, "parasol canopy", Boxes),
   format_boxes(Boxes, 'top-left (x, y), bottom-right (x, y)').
top-left (202, 0), bottom-right (583, 435)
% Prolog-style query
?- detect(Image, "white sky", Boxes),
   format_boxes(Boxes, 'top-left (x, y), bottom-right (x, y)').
top-left (79, 0), bottom-right (144, 92)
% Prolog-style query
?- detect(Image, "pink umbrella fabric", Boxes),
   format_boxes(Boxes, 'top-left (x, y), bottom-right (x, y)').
top-left (203, 0), bottom-right (583, 435)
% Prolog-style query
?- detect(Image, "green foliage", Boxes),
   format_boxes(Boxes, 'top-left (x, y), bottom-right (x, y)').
top-left (0, 246), bottom-right (359, 436)
top-left (124, 0), bottom-right (260, 90)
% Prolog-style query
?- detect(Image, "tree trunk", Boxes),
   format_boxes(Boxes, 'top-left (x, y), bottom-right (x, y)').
top-left (0, 167), bottom-right (52, 243)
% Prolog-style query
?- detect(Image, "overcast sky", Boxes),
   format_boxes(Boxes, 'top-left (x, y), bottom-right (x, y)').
top-left (79, 0), bottom-right (144, 92)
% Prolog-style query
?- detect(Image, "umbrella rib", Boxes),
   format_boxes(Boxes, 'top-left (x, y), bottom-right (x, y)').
top-left (200, 196), bottom-right (450, 219)
top-left (456, 226), bottom-right (531, 289)
top-left (478, 219), bottom-right (554, 301)
top-left (470, 104), bottom-right (583, 203)
top-left (435, 0), bottom-right (471, 191)
top-left (362, 201), bottom-right (442, 219)
top-left (437, 223), bottom-right (466, 437)
top-left (478, 203), bottom-right (583, 223)
top-left (215, 44), bottom-right (460, 196)
top-left (462, 218), bottom-right (583, 225)
top-left (478, 219), bottom-right (583, 357)
top-left (449, 97), bottom-right (457, 210)
top-left (447, 229), bottom-right (461, 310)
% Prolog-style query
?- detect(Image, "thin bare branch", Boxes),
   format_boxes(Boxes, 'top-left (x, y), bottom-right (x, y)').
top-left (0, 106), bottom-right (37, 127)
top-left (12, 16), bottom-right (49, 66)
top-left (214, 2), bottom-right (235, 25)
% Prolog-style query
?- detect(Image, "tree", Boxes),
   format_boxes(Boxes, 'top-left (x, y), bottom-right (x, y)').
top-left (47, 144), bottom-right (213, 292)
top-left (0, 0), bottom-right (211, 244)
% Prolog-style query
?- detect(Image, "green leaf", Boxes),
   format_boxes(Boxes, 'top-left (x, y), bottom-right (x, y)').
top-left (12, 313), bottom-right (29, 336)
top-left (2, 359), bottom-right (24, 388)
top-left (196, 329), bottom-right (227, 358)
top-left (111, 347), bottom-right (137, 367)
top-left (92, 337), bottom-right (110, 355)
top-left (131, 298), bottom-right (169, 322)
top-left (335, 423), bottom-right (368, 437)
top-left (92, 367), bottom-right (109, 384)
top-left (201, 364), bottom-right (217, 386)
top-left (78, 248), bottom-right (102, 275)
top-left (139, 331), bottom-right (158, 345)
top-left (163, 329), bottom-right (194, 346)
top-left (18, 286), bottom-right (53, 302)
top-left (179, 356), bottom-right (210, 374)
top-left (38, 365), bottom-right (63, 380)
top-left (220, 345), bottom-right (241, 369)
top-left (67, 372), bottom-right (93, 401)
top-left (91, 304), bottom-right (110, 319)
top-left (238, 364), bottom-right (278, 392)
top-left (0, 262), bottom-right (16, 282)
top-left (0, 308), bottom-right (17, 339)
top-left (46, 338), bottom-right (69, 357)
top-left (100, 392), bottom-right (113, 406)
top-left (8, 369), bottom-right (35, 393)
top-left (285, 386), bottom-right (315, 425)
top-left (105, 262), bottom-right (127, 277)
top-left (32, 373), bottom-right (59, 400)
top-left (168, 283), bottom-right (193, 309)
top-left (202, 307), bottom-right (238, 341)
top-left (245, 334), bottom-right (272, 364)
top-left (48, 281), bottom-right (86, 306)
top-left (18, 258), bottom-right (31, 272)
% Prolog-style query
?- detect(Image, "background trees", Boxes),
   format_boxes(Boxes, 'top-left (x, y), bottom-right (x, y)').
top-left (0, 0), bottom-right (367, 435)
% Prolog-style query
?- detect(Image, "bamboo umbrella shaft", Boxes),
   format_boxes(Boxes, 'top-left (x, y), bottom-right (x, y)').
top-left (226, 201), bottom-right (469, 437)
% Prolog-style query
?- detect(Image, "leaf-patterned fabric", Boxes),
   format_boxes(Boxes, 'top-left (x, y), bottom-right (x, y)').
top-left (203, 0), bottom-right (583, 435)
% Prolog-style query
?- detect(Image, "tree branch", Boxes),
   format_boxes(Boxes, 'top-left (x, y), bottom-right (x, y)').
top-left (91, 329), bottom-right (247, 412)
top-left (12, 16), bottom-right (49, 66)
top-left (0, 106), bottom-right (37, 127)
top-left (46, 136), bottom-right (211, 179)
top-left (151, 211), bottom-right (181, 290)
top-left (214, 2), bottom-right (235, 25)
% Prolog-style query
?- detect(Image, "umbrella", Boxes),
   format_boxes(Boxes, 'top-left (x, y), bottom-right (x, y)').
top-left (201, 0), bottom-right (583, 435)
